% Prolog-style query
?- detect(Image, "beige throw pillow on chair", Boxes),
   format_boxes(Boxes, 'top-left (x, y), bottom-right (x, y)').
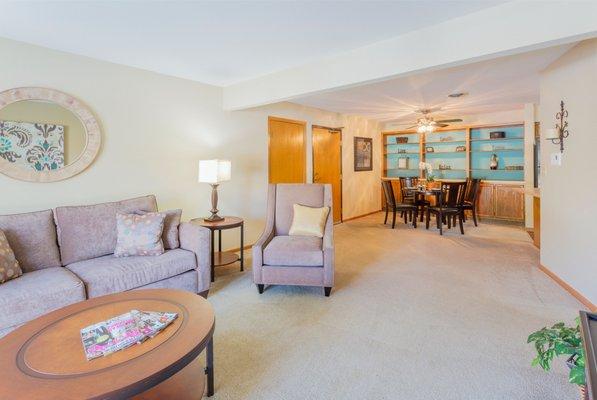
top-left (0, 229), bottom-right (23, 284)
top-left (289, 204), bottom-right (330, 237)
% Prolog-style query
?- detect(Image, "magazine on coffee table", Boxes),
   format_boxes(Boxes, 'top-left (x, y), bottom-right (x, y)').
top-left (80, 310), bottom-right (178, 360)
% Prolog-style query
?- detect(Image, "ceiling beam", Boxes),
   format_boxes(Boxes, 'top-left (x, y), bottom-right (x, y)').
top-left (223, 1), bottom-right (597, 111)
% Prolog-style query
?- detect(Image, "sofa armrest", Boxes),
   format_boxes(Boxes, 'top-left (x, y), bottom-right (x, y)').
top-left (322, 186), bottom-right (334, 287)
top-left (179, 222), bottom-right (211, 295)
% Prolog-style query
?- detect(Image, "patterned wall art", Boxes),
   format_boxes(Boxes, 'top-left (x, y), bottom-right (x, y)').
top-left (0, 120), bottom-right (64, 171)
top-left (354, 136), bottom-right (373, 171)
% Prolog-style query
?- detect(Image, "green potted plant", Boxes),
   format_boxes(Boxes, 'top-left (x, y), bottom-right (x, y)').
top-left (527, 318), bottom-right (587, 400)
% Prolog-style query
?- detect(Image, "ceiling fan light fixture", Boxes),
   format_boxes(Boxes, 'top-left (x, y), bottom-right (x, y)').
top-left (448, 92), bottom-right (468, 98)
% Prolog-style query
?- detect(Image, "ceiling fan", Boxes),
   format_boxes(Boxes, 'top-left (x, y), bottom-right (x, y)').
top-left (398, 108), bottom-right (463, 133)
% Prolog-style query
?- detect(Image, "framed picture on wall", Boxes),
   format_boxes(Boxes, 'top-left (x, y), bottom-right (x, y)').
top-left (354, 137), bottom-right (372, 171)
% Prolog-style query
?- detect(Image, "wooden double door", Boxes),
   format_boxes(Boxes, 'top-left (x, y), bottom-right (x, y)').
top-left (268, 117), bottom-right (342, 223)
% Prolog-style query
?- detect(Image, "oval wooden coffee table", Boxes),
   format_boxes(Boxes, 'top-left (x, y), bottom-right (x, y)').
top-left (0, 289), bottom-right (215, 400)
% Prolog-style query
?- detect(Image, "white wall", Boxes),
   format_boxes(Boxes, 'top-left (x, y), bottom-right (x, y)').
top-left (539, 39), bottom-right (597, 305)
top-left (0, 38), bottom-right (380, 249)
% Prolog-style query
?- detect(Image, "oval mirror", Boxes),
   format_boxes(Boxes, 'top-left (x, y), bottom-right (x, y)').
top-left (0, 87), bottom-right (101, 182)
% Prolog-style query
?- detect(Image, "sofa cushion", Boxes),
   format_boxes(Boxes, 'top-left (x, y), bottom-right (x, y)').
top-left (66, 248), bottom-right (197, 298)
top-left (275, 184), bottom-right (325, 235)
top-left (115, 212), bottom-right (165, 257)
top-left (263, 235), bottom-right (323, 267)
top-left (54, 195), bottom-right (158, 265)
top-left (0, 209), bottom-right (62, 272)
top-left (0, 267), bottom-right (86, 332)
top-left (0, 229), bottom-right (22, 283)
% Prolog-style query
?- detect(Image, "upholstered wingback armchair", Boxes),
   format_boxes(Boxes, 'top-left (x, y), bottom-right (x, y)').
top-left (252, 183), bottom-right (335, 296)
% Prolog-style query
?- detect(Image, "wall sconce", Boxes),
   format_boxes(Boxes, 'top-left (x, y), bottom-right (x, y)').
top-left (545, 100), bottom-right (569, 152)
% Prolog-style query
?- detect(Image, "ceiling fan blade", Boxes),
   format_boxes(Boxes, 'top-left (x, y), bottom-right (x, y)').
top-left (435, 118), bottom-right (463, 123)
top-left (436, 124), bottom-right (449, 128)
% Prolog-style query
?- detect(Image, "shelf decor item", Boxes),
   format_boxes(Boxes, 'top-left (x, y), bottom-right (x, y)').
top-left (456, 146), bottom-right (466, 152)
top-left (397, 157), bottom-right (409, 169)
top-left (426, 146), bottom-right (434, 153)
top-left (198, 159), bottom-right (232, 222)
top-left (395, 137), bottom-right (408, 144)
top-left (527, 318), bottom-right (588, 400)
top-left (489, 154), bottom-right (499, 170)
top-left (440, 136), bottom-right (453, 142)
top-left (490, 131), bottom-right (506, 139)
top-left (546, 100), bottom-right (570, 153)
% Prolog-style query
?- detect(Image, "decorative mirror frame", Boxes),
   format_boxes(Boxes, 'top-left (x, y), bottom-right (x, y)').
top-left (0, 87), bottom-right (101, 183)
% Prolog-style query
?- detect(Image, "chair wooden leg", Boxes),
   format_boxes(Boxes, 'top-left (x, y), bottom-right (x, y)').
top-left (459, 212), bottom-right (465, 234)
top-left (472, 206), bottom-right (478, 227)
top-left (384, 208), bottom-right (388, 224)
top-left (257, 284), bottom-right (264, 294)
top-left (447, 216), bottom-right (451, 229)
top-left (324, 287), bottom-right (332, 297)
top-left (392, 208), bottom-right (397, 229)
top-left (438, 212), bottom-right (443, 235)
top-left (413, 210), bottom-right (417, 228)
top-left (404, 210), bottom-right (409, 225)
top-left (426, 209), bottom-right (430, 229)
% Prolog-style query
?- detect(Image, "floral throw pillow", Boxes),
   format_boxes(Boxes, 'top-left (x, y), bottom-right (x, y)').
top-left (0, 229), bottom-right (23, 284)
top-left (114, 212), bottom-right (166, 257)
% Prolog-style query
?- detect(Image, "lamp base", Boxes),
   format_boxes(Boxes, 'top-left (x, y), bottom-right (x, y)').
top-left (204, 214), bottom-right (224, 222)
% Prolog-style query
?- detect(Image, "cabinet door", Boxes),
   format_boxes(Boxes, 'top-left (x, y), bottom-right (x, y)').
top-left (495, 185), bottom-right (525, 221)
top-left (477, 183), bottom-right (495, 217)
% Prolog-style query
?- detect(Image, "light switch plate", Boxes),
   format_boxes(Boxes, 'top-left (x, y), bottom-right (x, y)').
top-left (550, 152), bottom-right (563, 166)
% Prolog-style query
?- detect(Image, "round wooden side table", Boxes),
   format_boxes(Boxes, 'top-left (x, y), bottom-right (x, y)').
top-left (0, 289), bottom-right (215, 399)
top-left (192, 216), bottom-right (244, 282)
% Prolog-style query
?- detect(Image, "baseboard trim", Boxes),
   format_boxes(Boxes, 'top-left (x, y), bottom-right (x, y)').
top-left (342, 210), bottom-right (382, 222)
top-left (539, 264), bottom-right (597, 312)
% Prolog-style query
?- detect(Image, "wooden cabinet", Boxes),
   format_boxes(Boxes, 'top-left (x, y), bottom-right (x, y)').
top-left (477, 182), bottom-right (525, 222)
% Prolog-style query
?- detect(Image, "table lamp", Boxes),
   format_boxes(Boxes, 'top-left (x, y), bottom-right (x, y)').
top-left (198, 159), bottom-right (231, 222)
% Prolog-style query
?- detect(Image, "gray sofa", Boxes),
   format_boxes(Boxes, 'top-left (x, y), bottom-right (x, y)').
top-left (0, 195), bottom-right (211, 338)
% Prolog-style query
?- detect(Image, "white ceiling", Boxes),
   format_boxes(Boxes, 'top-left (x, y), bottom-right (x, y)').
top-left (291, 43), bottom-right (575, 123)
top-left (0, 1), bottom-right (504, 86)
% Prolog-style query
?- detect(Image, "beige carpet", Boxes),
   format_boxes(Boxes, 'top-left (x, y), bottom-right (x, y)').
top-left (207, 213), bottom-right (583, 399)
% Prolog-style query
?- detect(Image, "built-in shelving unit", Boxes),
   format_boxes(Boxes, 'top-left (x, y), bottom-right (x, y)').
top-left (382, 123), bottom-right (524, 182)
top-left (424, 130), bottom-right (467, 180)
top-left (470, 125), bottom-right (524, 181)
top-left (383, 132), bottom-right (421, 178)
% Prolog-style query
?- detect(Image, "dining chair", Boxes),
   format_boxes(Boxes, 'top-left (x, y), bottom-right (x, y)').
top-left (425, 181), bottom-right (468, 235)
top-left (399, 176), bottom-right (429, 222)
top-left (460, 178), bottom-right (481, 226)
top-left (382, 180), bottom-right (418, 229)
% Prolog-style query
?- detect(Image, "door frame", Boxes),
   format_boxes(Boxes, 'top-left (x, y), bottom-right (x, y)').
top-left (268, 116), bottom-right (307, 183)
top-left (311, 125), bottom-right (343, 223)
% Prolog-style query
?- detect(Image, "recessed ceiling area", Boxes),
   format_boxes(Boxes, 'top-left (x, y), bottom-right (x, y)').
top-left (291, 43), bottom-right (575, 124)
top-left (0, 1), bottom-right (504, 86)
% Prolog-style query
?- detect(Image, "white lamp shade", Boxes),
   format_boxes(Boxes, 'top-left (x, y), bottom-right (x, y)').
top-left (198, 159), bottom-right (231, 184)
top-left (545, 128), bottom-right (559, 139)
